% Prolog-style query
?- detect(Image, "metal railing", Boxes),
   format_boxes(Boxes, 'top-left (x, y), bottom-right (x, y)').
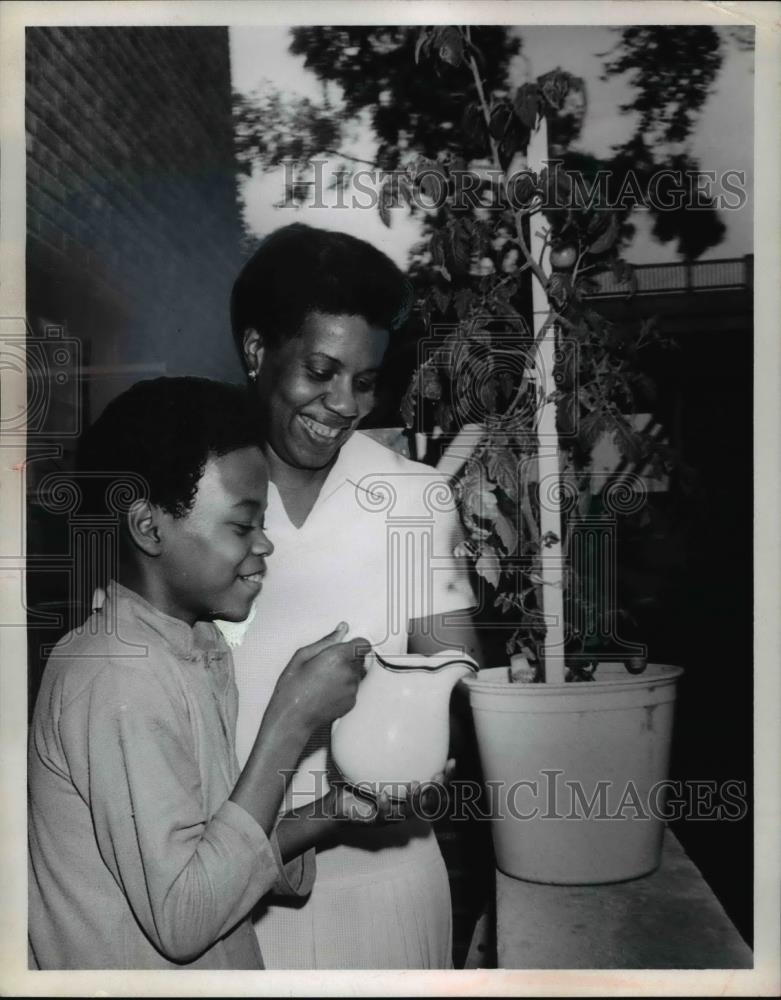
top-left (587, 256), bottom-right (753, 297)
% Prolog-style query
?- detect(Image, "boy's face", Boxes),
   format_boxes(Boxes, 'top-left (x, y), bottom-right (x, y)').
top-left (158, 446), bottom-right (273, 624)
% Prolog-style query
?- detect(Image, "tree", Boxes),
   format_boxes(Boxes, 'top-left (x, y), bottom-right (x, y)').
top-left (598, 26), bottom-right (727, 258)
top-left (234, 25), bottom-right (734, 259)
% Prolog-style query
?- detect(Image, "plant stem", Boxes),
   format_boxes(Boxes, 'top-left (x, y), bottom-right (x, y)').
top-left (514, 211), bottom-right (550, 290)
top-left (463, 29), bottom-right (550, 292)
top-left (322, 148), bottom-right (378, 167)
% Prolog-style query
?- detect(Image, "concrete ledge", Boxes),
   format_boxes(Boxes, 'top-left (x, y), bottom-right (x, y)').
top-left (496, 829), bottom-right (753, 969)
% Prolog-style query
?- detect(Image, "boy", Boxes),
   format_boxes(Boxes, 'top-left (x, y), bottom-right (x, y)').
top-left (28, 377), bottom-right (367, 969)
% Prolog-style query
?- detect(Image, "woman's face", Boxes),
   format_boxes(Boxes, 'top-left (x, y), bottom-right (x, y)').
top-left (249, 312), bottom-right (390, 471)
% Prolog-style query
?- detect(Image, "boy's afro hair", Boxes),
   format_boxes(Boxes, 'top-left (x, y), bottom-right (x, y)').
top-left (76, 377), bottom-right (261, 519)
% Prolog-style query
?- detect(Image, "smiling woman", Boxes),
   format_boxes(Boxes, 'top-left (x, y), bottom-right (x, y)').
top-left (245, 311), bottom-right (389, 502)
top-left (234, 223), bottom-right (410, 525)
top-left (222, 224), bottom-right (480, 969)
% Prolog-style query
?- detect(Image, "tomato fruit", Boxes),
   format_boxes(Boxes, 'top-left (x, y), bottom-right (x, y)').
top-left (549, 244), bottom-right (577, 269)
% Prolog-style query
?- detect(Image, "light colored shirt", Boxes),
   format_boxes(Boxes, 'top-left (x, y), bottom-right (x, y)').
top-left (224, 432), bottom-right (475, 968)
top-left (232, 431), bottom-right (476, 796)
top-left (28, 582), bottom-right (313, 970)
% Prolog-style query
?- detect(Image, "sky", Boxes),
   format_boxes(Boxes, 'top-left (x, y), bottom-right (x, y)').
top-left (229, 25), bottom-right (754, 268)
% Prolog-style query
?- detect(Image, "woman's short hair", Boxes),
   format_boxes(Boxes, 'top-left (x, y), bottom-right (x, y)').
top-left (230, 223), bottom-right (413, 366)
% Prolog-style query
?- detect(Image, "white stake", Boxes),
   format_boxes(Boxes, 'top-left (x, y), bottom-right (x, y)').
top-left (528, 116), bottom-right (566, 684)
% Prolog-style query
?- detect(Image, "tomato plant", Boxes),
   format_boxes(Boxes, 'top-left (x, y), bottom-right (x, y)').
top-left (396, 28), bottom-right (671, 681)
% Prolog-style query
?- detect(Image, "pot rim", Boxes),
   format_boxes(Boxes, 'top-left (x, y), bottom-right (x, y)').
top-left (463, 662), bottom-right (683, 694)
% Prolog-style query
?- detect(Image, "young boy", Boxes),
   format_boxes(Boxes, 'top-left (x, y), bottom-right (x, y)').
top-left (28, 377), bottom-right (367, 970)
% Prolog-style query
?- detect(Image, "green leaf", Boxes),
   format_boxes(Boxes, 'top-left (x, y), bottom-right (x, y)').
top-left (421, 365), bottom-right (443, 401)
top-left (430, 231), bottom-right (445, 267)
top-left (507, 171), bottom-right (537, 207)
top-left (554, 167), bottom-right (573, 206)
top-left (546, 271), bottom-right (571, 307)
top-left (575, 276), bottom-right (601, 297)
top-left (431, 285), bottom-right (451, 315)
top-left (475, 551), bottom-right (502, 588)
top-left (489, 103), bottom-right (514, 139)
top-left (494, 511), bottom-right (518, 555)
top-left (378, 181), bottom-right (392, 227)
top-left (490, 296), bottom-right (522, 321)
top-left (400, 370), bottom-right (419, 429)
top-left (579, 410), bottom-right (606, 451)
top-left (437, 332), bottom-right (460, 375)
top-left (434, 26), bottom-right (464, 67)
top-left (612, 416), bottom-right (644, 464)
top-left (419, 163), bottom-right (448, 201)
top-left (587, 213), bottom-right (619, 255)
top-left (435, 401), bottom-right (455, 432)
top-left (498, 131), bottom-right (520, 170)
top-left (461, 102), bottom-right (487, 147)
top-left (611, 257), bottom-right (634, 285)
top-left (463, 478), bottom-right (498, 519)
top-left (537, 68), bottom-right (570, 111)
top-left (414, 28), bottom-right (430, 64)
top-left (453, 288), bottom-right (474, 320)
top-left (513, 83), bottom-right (539, 130)
top-left (395, 176), bottom-right (413, 210)
top-left (444, 219), bottom-right (471, 276)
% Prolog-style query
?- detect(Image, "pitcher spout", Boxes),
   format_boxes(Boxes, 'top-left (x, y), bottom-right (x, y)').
top-left (436, 652), bottom-right (478, 692)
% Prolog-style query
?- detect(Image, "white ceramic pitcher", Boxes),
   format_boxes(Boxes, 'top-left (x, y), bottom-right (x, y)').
top-left (331, 649), bottom-right (478, 796)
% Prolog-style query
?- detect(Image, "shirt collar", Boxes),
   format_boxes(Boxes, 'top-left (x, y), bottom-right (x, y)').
top-left (266, 431), bottom-right (359, 526)
top-left (326, 431), bottom-right (403, 506)
top-left (104, 580), bottom-right (226, 660)
top-left (266, 431), bottom-right (394, 534)
top-left (307, 431), bottom-right (379, 508)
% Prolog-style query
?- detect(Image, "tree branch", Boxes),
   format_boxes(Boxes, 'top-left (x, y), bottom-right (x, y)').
top-left (321, 148), bottom-right (378, 167)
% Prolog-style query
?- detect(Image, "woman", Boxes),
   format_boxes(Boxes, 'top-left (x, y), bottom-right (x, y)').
top-left (226, 223), bottom-right (480, 969)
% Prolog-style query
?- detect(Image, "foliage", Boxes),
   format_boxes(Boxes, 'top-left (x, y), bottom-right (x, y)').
top-left (601, 26), bottom-right (723, 146)
top-left (234, 25), bottom-right (731, 260)
top-left (396, 28), bottom-right (690, 678)
top-left (289, 26), bottom-right (521, 161)
top-left (233, 88), bottom-right (343, 174)
top-left (598, 26), bottom-right (727, 258)
top-left (235, 24), bottom-right (730, 679)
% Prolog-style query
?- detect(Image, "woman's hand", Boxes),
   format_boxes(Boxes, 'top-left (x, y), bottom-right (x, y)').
top-left (275, 761), bottom-right (458, 862)
top-left (332, 759), bottom-right (457, 824)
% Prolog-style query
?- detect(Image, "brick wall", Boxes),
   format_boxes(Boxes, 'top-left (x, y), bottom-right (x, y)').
top-left (26, 26), bottom-right (245, 421)
top-left (25, 26), bottom-right (246, 702)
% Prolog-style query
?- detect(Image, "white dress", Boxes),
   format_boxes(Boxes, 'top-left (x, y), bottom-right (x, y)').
top-left (228, 431), bottom-right (476, 969)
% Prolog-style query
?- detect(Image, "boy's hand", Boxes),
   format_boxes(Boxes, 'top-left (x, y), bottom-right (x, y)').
top-left (270, 623), bottom-right (369, 731)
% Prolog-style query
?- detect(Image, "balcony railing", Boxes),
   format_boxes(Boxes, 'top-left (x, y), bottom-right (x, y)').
top-left (587, 255), bottom-right (753, 297)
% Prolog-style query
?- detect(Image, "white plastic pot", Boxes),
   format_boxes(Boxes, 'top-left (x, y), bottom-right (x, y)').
top-left (463, 662), bottom-right (684, 884)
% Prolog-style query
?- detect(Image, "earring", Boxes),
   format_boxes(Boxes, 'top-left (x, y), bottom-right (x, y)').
top-left (248, 369), bottom-right (257, 382)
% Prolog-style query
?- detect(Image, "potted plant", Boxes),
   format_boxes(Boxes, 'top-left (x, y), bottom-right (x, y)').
top-left (399, 28), bottom-right (685, 884)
